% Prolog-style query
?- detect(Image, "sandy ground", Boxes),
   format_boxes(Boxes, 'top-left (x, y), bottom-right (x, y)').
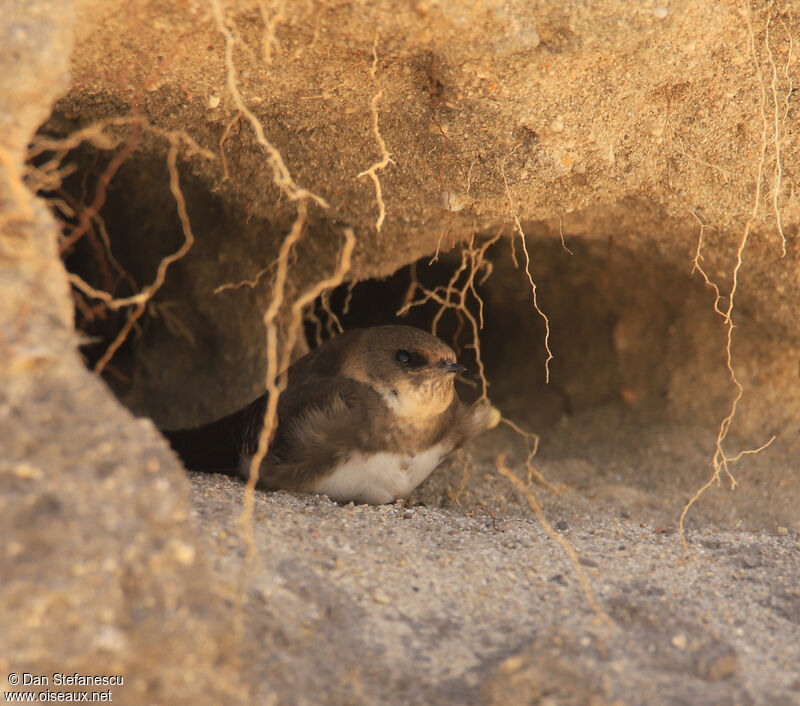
top-left (6, 2), bottom-right (800, 703)
top-left (188, 461), bottom-right (800, 706)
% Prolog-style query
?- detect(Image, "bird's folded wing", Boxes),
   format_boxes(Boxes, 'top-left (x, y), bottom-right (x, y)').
top-left (244, 376), bottom-right (386, 490)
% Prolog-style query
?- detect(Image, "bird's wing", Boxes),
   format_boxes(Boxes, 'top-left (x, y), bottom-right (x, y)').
top-left (240, 376), bottom-right (386, 491)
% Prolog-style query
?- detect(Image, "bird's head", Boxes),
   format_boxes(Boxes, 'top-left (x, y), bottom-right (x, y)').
top-left (344, 325), bottom-right (465, 420)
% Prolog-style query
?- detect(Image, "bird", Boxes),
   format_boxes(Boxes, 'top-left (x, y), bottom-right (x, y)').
top-left (164, 325), bottom-right (500, 504)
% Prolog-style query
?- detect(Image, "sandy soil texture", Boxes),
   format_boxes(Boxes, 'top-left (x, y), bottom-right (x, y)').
top-left (190, 472), bottom-right (800, 706)
top-left (3, 1), bottom-right (800, 704)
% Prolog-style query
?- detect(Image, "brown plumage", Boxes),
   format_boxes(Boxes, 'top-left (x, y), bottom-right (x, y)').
top-left (165, 325), bottom-right (499, 504)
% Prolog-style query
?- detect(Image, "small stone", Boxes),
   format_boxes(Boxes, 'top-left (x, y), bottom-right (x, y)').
top-left (498, 654), bottom-right (526, 675)
top-left (652, 7), bottom-right (669, 19)
top-left (169, 539), bottom-right (196, 566)
top-left (11, 463), bottom-right (43, 480)
top-left (555, 519), bottom-right (569, 532)
top-left (93, 626), bottom-right (128, 652)
top-left (671, 633), bottom-right (688, 650)
top-left (776, 526), bottom-right (789, 535)
top-left (697, 651), bottom-right (738, 681)
top-left (550, 119), bottom-right (564, 133)
top-left (208, 94), bottom-right (221, 109)
top-left (372, 590), bottom-right (391, 604)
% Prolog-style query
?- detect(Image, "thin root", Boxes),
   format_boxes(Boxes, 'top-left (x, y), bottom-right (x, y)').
top-left (497, 453), bottom-right (614, 630)
top-left (92, 145), bottom-right (195, 374)
top-left (501, 155), bottom-right (553, 382)
top-left (679, 5), bottom-right (777, 554)
top-left (357, 37), bottom-right (393, 231)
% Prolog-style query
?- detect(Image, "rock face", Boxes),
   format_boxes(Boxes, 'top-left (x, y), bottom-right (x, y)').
top-left (3, 0), bottom-right (800, 704)
top-left (1, 2), bottom-right (247, 704)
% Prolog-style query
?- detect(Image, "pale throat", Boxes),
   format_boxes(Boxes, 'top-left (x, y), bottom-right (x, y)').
top-left (380, 378), bottom-right (454, 423)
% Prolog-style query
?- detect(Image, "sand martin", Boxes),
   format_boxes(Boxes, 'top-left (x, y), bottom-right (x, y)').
top-left (165, 325), bottom-right (499, 504)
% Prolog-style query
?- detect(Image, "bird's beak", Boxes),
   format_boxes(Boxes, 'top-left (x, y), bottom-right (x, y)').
top-left (435, 360), bottom-right (467, 375)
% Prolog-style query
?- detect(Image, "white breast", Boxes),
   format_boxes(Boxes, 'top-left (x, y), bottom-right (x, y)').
top-left (308, 443), bottom-right (449, 505)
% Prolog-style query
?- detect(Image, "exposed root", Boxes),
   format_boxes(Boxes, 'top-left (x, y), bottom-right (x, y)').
top-left (357, 37), bottom-right (393, 232)
top-left (28, 116), bottom-right (214, 264)
top-left (24, 160), bottom-right (78, 194)
top-left (500, 416), bottom-right (560, 494)
top-left (213, 260), bottom-right (278, 294)
top-left (59, 122), bottom-right (140, 255)
top-left (319, 289), bottom-right (344, 337)
top-left (765, 11), bottom-right (793, 258)
top-left (679, 5), bottom-right (782, 553)
top-left (301, 289), bottom-right (343, 347)
top-left (209, 5), bottom-right (340, 628)
top-left (399, 231), bottom-right (558, 494)
top-left (214, 109), bottom-right (254, 213)
top-left (28, 117), bottom-right (207, 370)
top-left (238, 223), bottom-right (356, 555)
top-left (473, 502), bottom-right (500, 531)
top-left (679, 435), bottom-right (775, 551)
top-left (397, 228), bottom-right (500, 399)
top-left (500, 155), bottom-right (553, 383)
top-left (94, 211), bottom-right (138, 293)
top-left (689, 212), bottom-right (726, 318)
top-left (210, 0), bottom-right (328, 208)
top-left (46, 119), bottom-right (214, 371)
top-left (149, 300), bottom-right (197, 346)
top-left (257, 0), bottom-right (286, 64)
top-left (497, 453), bottom-right (614, 630)
top-left (341, 280), bottom-right (357, 315)
top-left (304, 305), bottom-right (325, 347)
top-left (557, 214), bottom-right (573, 255)
top-left (239, 200), bottom-right (310, 560)
top-left (444, 449), bottom-right (471, 507)
top-left (93, 144), bottom-right (195, 374)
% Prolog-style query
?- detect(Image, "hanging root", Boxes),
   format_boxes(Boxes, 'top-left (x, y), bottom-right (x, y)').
top-left (29, 117), bottom-right (213, 373)
top-left (357, 36), bottom-right (393, 231)
top-left (500, 416), bottom-right (560, 494)
top-left (398, 227), bottom-right (500, 399)
top-left (400, 228), bottom-right (558, 493)
top-left (497, 453), bottom-right (614, 630)
top-left (237, 223), bottom-right (356, 556)
top-left (210, 0), bottom-right (328, 207)
top-left (679, 4), bottom-right (787, 553)
top-left (92, 145), bottom-right (195, 374)
top-left (765, 11), bottom-right (792, 258)
top-left (213, 260), bottom-right (279, 294)
top-left (500, 155), bottom-right (553, 382)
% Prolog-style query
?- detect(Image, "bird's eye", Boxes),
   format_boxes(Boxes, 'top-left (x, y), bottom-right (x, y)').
top-left (395, 349), bottom-right (412, 365)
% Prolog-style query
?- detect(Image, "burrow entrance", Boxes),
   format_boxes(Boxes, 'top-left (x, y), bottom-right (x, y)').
top-left (40, 121), bottom-right (800, 533)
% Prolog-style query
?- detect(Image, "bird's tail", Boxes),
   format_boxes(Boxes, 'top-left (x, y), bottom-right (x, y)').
top-left (162, 407), bottom-right (250, 473)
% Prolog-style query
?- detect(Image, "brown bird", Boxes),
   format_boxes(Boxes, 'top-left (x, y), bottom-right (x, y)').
top-left (165, 325), bottom-right (500, 504)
